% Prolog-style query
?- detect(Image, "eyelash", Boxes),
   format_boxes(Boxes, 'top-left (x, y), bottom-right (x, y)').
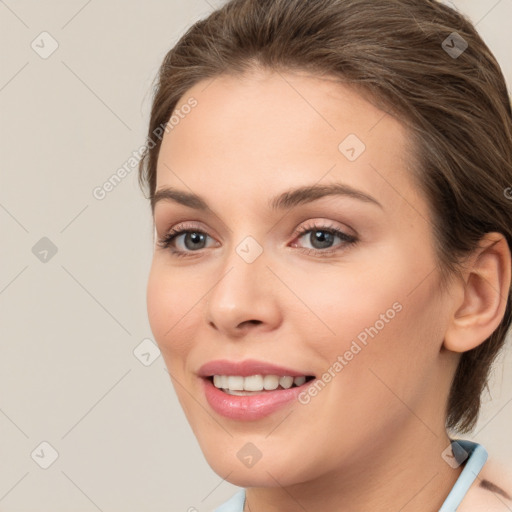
top-left (156, 221), bottom-right (358, 259)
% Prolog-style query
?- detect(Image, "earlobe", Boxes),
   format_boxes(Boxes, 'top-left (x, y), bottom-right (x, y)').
top-left (443, 232), bottom-right (511, 353)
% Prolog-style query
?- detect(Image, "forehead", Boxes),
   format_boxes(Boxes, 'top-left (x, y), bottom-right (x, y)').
top-left (155, 70), bottom-right (424, 219)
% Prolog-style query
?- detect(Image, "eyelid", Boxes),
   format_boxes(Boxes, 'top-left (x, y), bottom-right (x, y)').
top-left (156, 219), bottom-right (219, 240)
top-left (291, 218), bottom-right (356, 239)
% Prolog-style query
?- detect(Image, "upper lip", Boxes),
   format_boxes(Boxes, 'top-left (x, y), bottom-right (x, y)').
top-left (197, 359), bottom-right (314, 378)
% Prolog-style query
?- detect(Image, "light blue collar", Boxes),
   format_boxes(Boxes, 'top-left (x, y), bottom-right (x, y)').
top-left (214, 488), bottom-right (245, 512)
top-left (439, 439), bottom-right (487, 511)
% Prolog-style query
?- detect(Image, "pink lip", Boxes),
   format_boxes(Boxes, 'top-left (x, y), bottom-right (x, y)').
top-left (201, 377), bottom-right (313, 421)
top-left (197, 358), bottom-right (313, 378)
top-left (197, 359), bottom-right (315, 421)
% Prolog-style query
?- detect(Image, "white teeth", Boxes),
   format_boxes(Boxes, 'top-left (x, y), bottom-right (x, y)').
top-left (211, 374), bottom-right (310, 392)
top-left (227, 376), bottom-right (244, 391)
top-left (244, 375), bottom-right (263, 391)
top-left (279, 376), bottom-right (294, 389)
top-left (263, 375), bottom-right (279, 390)
top-left (293, 376), bottom-right (306, 386)
top-left (224, 389), bottom-right (260, 396)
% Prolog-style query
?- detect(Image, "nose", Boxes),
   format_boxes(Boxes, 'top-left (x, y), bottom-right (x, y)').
top-left (205, 244), bottom-right (282, 337)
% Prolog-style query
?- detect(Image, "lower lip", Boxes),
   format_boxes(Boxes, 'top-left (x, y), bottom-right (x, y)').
top-left (202, 377), bottom-right (312, 421)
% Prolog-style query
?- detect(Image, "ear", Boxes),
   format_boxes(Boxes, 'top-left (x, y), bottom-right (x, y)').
top-left (443, 232), bottom-right (511, 353)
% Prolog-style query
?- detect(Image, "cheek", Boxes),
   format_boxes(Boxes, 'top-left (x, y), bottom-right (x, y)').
top-left (288, 259), bottom-right (405, 346)
top-left (297, 242), bottom-right (444, 382)
top-left (146, 260), bottom-right (196, 359)
top-left (327, 271), bottom-right (446, 414)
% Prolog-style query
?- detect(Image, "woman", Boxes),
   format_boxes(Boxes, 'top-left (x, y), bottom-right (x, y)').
top-left (138, 0), bottom-right (512, 510)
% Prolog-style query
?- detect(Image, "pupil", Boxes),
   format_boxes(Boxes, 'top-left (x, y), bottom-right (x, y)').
top-left (185, 232), bottom-right (206, 250)
top-left (312, 230), bottom-right (333, 249)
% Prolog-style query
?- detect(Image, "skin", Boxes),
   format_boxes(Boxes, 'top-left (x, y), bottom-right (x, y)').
top-left (146, 68), bottom-right (511, 512)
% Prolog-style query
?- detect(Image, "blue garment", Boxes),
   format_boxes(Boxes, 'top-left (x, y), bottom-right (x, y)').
top-left (214, 439), bottom-right (487, 512)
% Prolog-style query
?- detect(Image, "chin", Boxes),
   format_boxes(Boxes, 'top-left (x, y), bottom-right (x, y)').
top-left (201, 444), bottom-right (313, 488)
top-left (209, 462), bottom-right (298, 488)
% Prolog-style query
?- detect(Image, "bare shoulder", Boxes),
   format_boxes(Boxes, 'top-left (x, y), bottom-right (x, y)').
top-left (458, 456), bottom-right (512, 512)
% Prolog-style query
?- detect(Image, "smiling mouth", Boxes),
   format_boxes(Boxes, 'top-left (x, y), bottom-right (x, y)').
top-left (206, 374), bottom-right (315, 395)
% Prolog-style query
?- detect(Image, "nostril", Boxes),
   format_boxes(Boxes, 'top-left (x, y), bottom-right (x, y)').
top-left (238, 320), bottom-right (262, 328)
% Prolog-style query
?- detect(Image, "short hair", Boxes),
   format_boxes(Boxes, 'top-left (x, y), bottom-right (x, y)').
top-left (138, 0), bottom-right (512, 433)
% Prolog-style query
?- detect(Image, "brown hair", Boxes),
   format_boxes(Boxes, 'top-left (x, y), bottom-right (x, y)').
top-left (138, 0), bottom-right (512, 433)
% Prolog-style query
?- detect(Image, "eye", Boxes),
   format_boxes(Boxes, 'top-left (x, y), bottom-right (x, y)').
top-left (290, 221), bottom-right (358, 256)
top-left (156, 220), bottom-right (358, 258)
top-left (156, 222), bottom-right (217, 258)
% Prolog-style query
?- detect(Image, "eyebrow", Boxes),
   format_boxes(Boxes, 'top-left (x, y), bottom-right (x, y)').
top-left (151, 183), bottom-right (383, 214)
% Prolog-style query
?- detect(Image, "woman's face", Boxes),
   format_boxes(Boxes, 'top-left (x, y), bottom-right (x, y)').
top-left (147, 69), bottom-right (458, 487)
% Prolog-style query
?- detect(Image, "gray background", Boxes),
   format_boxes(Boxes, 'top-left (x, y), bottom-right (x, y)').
top-left (1, 1), bottom-right (511, 511)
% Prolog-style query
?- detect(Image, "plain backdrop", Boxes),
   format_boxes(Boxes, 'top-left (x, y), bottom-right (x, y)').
top-left (1, 1), bottom-right (511, 511)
